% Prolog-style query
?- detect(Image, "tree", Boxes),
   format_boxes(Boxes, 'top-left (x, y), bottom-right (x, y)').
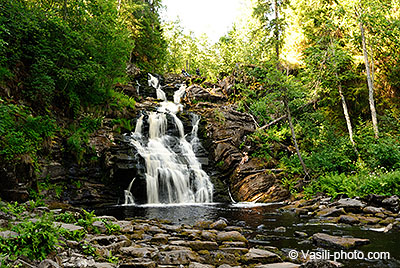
top-left (253, 0), bottom-right (288, 64)
top-left (357, 5), bottom-right (379, 138)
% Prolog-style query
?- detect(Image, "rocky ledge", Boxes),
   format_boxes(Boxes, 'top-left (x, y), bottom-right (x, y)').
top-left (281, 195), bottom-right (400, 233)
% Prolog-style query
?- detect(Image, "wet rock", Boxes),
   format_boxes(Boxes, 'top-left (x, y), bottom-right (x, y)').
top-left (119, 258), bottom-right (156, 268)
top-left (338, 215), bottom-right (360, 224)
top-left (189, 262), bottom-right (215, 268)
top-left (194, 220), bottom-right (213, 229)
top-left (116, 220), bottom-right (134, 233)
top-left (363, 206), bottom-right (383, 214)
top-left (336, 198), bottom-right (365, 212)
top-left (220, 247), bottom-right (249, 255)
top-left (243, 248), bottom-right (281, 264)
top-left (294, 231), bottom-right (308, 238)
top-left (150, 233), bottom-right (169, 244)
top-left (120, 246), bottom-right (156, 258)
top-left (55, 222), bottom-right (85, 232)
top-left (357, 216), bottom-right (381, 225)
top-left (92, 220), bottom-right (107, 233)
top-left (382, 196), bottom-right (399, 212)
top-left (316, 207), bottom-right (345, 218)
top-left (255, 263), bottom-right (300, 268)
top-left (217, 231), bottom-right (247, 243)
top-left (170, 240), bottom-right (219, 251)
top-left (210, 219), bottom-right (228, 230)
top-left (218, 265), bottom-right (241, 268)
top-left (155, 250), bottom-right (201, 265)
top-left (274, 226), bottom-right (286, 233)
top-left (300, 259), bottom-right (343, 268)
top-left (201, 230), bottom-right (218, 241)
top-left (221, 241), bottom-right (247, 248)
top-left (312, 233), bottom-right (369, 249)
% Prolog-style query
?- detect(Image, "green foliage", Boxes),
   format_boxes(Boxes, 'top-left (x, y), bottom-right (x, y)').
top-left (0, 214), bottom-right (60, 261)
top-left (101, 219), bottom-right (121, 235)
top-left (0, 0), bottom-right (131, 115)
top-left (0, 99), bottom-right (57, 162)
top-left (303, 170), bottom-right (400, 199)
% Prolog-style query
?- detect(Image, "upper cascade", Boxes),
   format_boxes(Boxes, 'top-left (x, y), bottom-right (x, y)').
top-left (124, 74), bottom-right (214, 204)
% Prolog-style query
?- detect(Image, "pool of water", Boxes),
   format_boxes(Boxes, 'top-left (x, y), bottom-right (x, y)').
top-left (96, 202), bottom-right (400, 267)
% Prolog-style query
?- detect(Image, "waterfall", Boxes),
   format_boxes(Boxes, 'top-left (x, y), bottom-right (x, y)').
top-left (125, 74), bottom-right (213, 204)
top-left (124, 177), bottom-right (136, 205)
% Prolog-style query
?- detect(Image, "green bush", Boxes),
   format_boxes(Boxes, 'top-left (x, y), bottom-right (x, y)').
top-left (0, 100), bottom-right (57, 162)
top-left (303, 170), bottom-right (400, 199)
top-left (0, 214), bottom-right (60, 261)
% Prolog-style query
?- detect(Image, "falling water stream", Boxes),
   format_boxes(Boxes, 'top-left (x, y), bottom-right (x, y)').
top-left (123, 74), bottom-right (213, 205)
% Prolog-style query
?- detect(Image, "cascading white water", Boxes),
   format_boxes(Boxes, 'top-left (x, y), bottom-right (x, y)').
top-left (148, 73), bottom-right (167, 101)
top-left (124, 177), bottom-right (136, 205)
top-left (125, 74), bottom-right (213, 204)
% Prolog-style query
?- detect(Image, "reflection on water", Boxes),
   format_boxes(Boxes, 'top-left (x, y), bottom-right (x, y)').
top-left (96, 203), bottom-right (400, 268)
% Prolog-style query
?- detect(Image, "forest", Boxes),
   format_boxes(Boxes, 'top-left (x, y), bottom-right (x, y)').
top-left (1, 0), bottom-right (400, 266)
top-left (1, 0), bottom-right (400, 199)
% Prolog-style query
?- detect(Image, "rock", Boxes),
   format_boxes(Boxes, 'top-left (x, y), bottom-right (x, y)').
top-left (93, 263), bottom-right (117, 268)
top-left (189, 262), bottom-right (215, 268)
top-left (316, 208), bottom-right (346, 218)
top-left (120, 246), bottom-right (156, 258)
top-left (382, 196), bottom-right (399, 211)
top-left (274, 226), bottom-right (286, 233)
top-left (201, 230), bottom-right (218, 241)
top-left (255, 263), bottom-right (300, 268)
top-left (150, 233), bottom-right (169, 244)
top-left (38, 259), bottom-right (61, 268)
top-left (221, 241), bottom-right (247, 248)
top-left (300, 259), bottom-right (343, 268)
top-left (116, 220), bottom-right (134, 233)
top-left (338, 215), bottom-right (360, 224)
top-left (97, 215), bottom-right (118, 222)
top-left (194, 220), bottom-right (213, 229)
top-left (363, 206), bottom-right (383, 214)
top-left (170, 240), bottom-right (219, 251)
top-left (243, 248), bottom-right (281, 264)
top-left (155, 250), bottom-right (201, 265)
top-left (55, 222), bottom-right (84, 232)
top-left (216, 231), bottom-right (247, 243)
top-left (220, 247), bottom-right (249, 255)
top-left (357, 216), bottom-right (381, 225)
top-left (0, 230), bottom-right (18, 239)
top-left (93, 220), bottom-right (107, 233)
top-left (382, 195), bottom-right (399, 206)
top-left (188, 241), bottom-right (219, 251)
top-left (293, 231), bottom-right (308, 238)
top-left (312, 233), bottom-right (369, 249)
top-left (210, 219), bottom-right (228, 230)
top-left (119, 258), bottom-right (156, 268)
top-left (336, 198), bottom-right (365, 212)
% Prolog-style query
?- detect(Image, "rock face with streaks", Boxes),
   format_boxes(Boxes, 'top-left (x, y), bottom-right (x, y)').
top-left (190, 103), bottom-right (289, 203)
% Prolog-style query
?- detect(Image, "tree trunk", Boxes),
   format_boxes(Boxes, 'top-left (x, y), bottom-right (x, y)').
top-left (331, 45), bottom-right (356, 148)
top-left (274, 0), bottom-right (279, 61)
top-left (359, 19), bottom-right (379, 138)
top-left (337, 78), bottom-right (355, 147)
top-left (283, 90), bottom-right (309, 179)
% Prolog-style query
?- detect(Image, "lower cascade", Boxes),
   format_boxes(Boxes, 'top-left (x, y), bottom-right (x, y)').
top-left (124, 74), bottom-right (213, 204)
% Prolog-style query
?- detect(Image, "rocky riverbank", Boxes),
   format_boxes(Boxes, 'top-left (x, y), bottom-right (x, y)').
top-left (281, 195), bottom-right (400, 233)
top-left (3, 197), bottom-right (399, 268)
